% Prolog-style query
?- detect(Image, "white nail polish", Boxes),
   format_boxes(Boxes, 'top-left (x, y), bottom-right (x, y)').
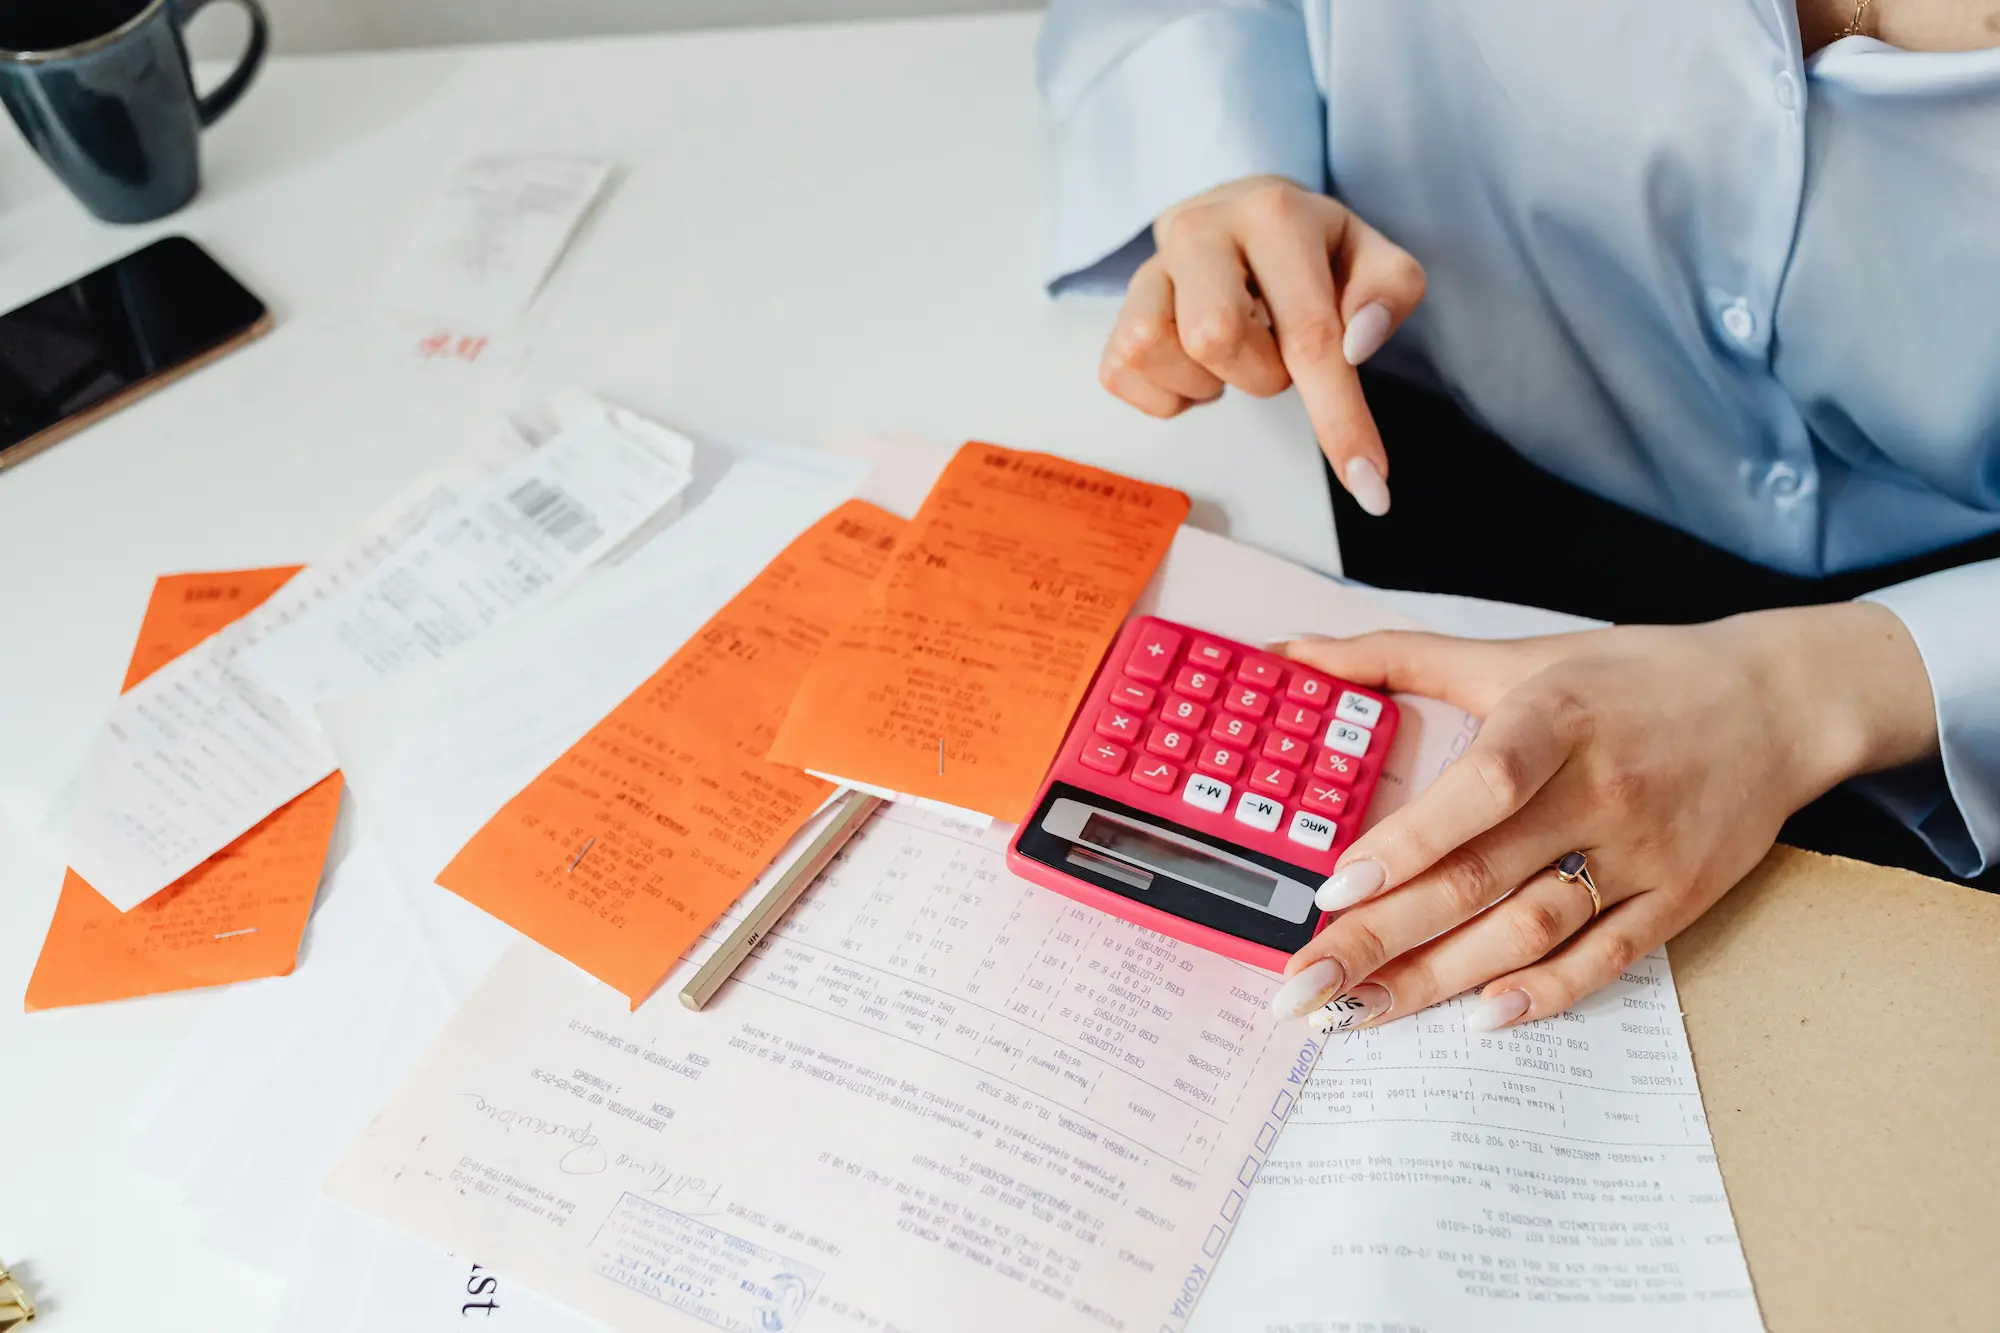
top-left (1343, 457), bottom-right (1391, 517)
top-left (1316, 859), bottom-right (1388, 911)
top-left (1342, 300), bottom-right (1393, 365)
top-left (1466, 988), bottom-right (1531, 1032)
top-left (1270, 959), bottom-right (1344, 1021)
top-left (1313, 982), bottom-right (1393, 1032)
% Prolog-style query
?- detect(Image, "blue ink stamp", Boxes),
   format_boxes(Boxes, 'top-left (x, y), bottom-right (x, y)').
top-left (590, 1192), bottom-right (822, 1331)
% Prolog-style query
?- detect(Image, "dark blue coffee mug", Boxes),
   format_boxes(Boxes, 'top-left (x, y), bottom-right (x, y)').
top-left (0, 0), bottom-right (269, 224)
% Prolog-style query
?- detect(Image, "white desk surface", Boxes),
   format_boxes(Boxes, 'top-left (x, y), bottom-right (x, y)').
top-left (0, 13), bottom-right (1342, 1332)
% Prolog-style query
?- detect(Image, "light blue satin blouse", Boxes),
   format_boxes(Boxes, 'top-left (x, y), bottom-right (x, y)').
top-left (1039, 0), bottom-right (2000, 877)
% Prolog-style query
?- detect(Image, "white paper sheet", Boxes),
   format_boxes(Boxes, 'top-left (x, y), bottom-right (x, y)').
top-left (383, 155), bottom-right (614, 364)
top-left (1190, 956), bottom-right (1762, 1331)
top-left (314, 446), bottom-right (867, 999)
top-left (327, 805), bottom-right (1324, 1333)
top-left (46, 410), bottom-right (692, 911)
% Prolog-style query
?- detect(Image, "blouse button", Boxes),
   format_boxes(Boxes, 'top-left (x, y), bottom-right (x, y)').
top-left (1773, 71), bottom-right (1799, 111)
top-left (1761, 462), bottom-right (1803, 499)
top-left (1720, 299), bottom-right (1757, 343)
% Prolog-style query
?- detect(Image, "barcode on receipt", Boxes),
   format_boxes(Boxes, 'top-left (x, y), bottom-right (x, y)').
top-left (509, 478), bottom-right (604, 555)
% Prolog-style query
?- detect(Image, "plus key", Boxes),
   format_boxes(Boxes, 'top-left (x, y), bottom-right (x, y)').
top-left (1123, 624), bottom-right (1183, 684)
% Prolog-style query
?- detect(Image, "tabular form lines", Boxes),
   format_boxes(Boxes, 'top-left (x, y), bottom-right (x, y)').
top-left (724, 808), bottom-right (1287, 1171)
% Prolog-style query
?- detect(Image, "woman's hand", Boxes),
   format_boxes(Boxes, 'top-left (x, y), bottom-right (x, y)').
top-left (1266, 603), bottom-right (1938, 1030)
top-left (1100, 176), bottom-right (1427, 516)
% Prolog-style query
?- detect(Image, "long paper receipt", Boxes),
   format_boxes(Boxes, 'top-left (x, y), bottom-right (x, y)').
top-left (50, 416), bottom-right (690, 912)
top-left (768, 442), bottom-right (1188, 822)
top-left (435, 500), bottom-right (906, 1007)
top-left (330, 807), bottom-right (1319, 1333)
top-left (26, 568), bottom-right (344, 1012)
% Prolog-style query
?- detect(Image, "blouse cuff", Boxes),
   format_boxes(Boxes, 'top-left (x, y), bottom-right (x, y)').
top-left (1857, 559), bottom-right (2000, 877)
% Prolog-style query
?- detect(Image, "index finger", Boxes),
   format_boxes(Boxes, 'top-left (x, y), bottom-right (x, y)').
top-left (1239, 213), bottom-right (1388, 513)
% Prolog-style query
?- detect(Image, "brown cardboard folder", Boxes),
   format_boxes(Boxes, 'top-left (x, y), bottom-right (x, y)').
top-left (1672, 846), bottom-right (2000, 1330)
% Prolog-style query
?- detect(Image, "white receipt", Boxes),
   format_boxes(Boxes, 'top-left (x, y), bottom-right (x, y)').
top-left (48, 409), bottom-right (691, 912)
top-left (1195, 959), bottom-right (1761, 1331)
top-left (242, 415), bottom-right (693, 715)
top-left (327, 805), bottom-right (1325, 1333)
top-left (385, 156), bottom-right (613, 340)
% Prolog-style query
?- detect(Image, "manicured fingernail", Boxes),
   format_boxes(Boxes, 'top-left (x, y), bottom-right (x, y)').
top-left (1270, 958), bottom-right (1344, 1021)
top-left (1343, 457), bottom-right (1391, 517)
top-left (1265, 635), bottom-right (1332, 654)
top-left (1342, 300), bottom-right (1393, 365)
top-left (1466, 988), bottom-right (1532, 1032)
top-left (1310, 982), bottom-right (1393, 1032)
top-left (1316, 859), bottom-right (1387, 911)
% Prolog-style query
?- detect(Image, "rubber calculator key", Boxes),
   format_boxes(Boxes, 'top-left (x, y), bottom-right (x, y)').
top-left (1287, 809), bottom-right (1337, 852)
top-left (1173, 665), bottom-right (1222, 702)
top-left (1094, 707), bottom-right (1143, 741)
top-left (1335, 690), bottom-right (1385, 728)
top-left (1080, 739), bottom-right (1128, 775)
top-left (1234, 792), bottom-right (1283, 832)
top-left (1196, 743), bottom-right (1244, 779)
top-left (1131, 758), bottom-right (1178, 793)
top-left (1211, 715), bottom-right (1257, 747)
top-left (1261, 732), bottom-right (1310, 767)
top-left (1248, 762), bottom-right (1295, 799)
top-left (1325, 720), bottom-right (1372, 758)
top-left (1187, 639), bottom-right (1233, 671)
top-left (1300, 781), bottom-right (1349, 818)
top-left (1161, 695), bottom-right (1207, 729)
top-left (1110, 679), bottom-right (1157, 711)
top-left (1146, 724), bottom-right (1194, 760)
top-left (1182, 774), bottom-right (1230, 813)
top-left (1285, 671), bottom-right (1333, 707)
top-left (1236, 656), bottom-right (1285, 690)
top-left (1313, 749), bottom-right (1359, 786)
top-left (1125, 625), bottom-right (1182, 684)
top-left (1272, 703), bottom-right (1319, 737)
top-left (1223, 684), bottom-right (1271, 719)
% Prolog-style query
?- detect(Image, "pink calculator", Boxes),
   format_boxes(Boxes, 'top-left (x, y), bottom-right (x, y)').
top-left (1007, 616), bottom-right (1398, 971)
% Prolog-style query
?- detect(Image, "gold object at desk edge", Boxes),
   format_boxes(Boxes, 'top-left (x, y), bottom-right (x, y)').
top-left (0, 1257), bottom-right (36, 1328)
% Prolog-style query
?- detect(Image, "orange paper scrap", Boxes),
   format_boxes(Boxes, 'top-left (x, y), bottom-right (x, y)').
top-left (436, 500), bottom-right (906, 1006)
top-left (26, 568), bottom-right (345, 1012)
top-left (768, 442), bottom-right (1190, 822)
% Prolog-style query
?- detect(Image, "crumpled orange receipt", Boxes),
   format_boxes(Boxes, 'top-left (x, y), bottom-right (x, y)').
top-left (26, 567), bottom-right (346, 1012)
top-left (435, 499), bottom-right (906, 1007)
top-left (768, 442), bottom-right (1189, 823)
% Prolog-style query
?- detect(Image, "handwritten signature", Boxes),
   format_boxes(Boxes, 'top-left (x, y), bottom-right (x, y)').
top-left (457, 1092), bottom-right (606, 1175)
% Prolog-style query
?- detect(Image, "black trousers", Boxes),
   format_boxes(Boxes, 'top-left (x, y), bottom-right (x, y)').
top-left (1329, 370), bottom-right (2000, 891)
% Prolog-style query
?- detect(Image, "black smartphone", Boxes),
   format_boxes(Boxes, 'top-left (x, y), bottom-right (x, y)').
top-left (0, 235), bottom-right (272, 473)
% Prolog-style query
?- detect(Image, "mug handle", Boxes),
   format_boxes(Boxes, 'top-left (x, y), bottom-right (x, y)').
top-left (173, 0), bottom-right (271, 127)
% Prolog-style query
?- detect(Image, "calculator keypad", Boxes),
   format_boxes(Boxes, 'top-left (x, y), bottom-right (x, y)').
top-left (1058, 617), bottom-right (1395, 871)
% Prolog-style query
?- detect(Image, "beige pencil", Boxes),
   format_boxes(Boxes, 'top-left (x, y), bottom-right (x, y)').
top-left (679, 790), bottom-right (883, 1011)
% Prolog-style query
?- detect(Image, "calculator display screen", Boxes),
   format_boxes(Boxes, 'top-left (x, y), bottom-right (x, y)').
top-left (1078, 814), bottom-right (1279, 908)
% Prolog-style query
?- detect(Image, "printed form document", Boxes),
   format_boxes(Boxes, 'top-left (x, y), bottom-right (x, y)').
top-left (323, 485), bottom-right (1759, 1329)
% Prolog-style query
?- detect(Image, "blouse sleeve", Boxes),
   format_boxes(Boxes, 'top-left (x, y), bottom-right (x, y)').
top-left (1038, 0), bottom-right (1325, 295)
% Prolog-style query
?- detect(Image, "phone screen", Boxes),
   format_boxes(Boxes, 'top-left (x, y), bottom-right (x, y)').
top-left (0, 236), bottom-right (268, 463)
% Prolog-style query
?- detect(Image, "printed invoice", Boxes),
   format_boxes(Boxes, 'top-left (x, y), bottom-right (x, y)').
top-left (330, 806), bottom-right (1322, 1333)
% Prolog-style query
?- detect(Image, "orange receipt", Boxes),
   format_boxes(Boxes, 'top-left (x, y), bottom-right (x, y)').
top-left (26, 568), bottom-right (345, 1012)
top-left (435, 499), bottom-right (906, 1007)
top-left (768, 442), bottom-right (1189, 822)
